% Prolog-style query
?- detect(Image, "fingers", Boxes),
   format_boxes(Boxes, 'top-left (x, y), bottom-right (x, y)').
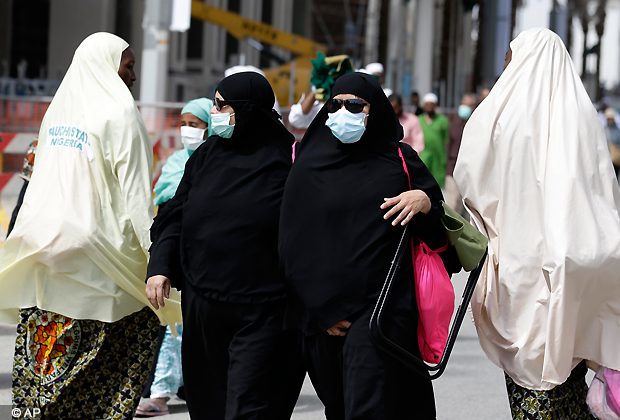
top-left (157, 283), bottom-right (166, 309)
top-left (326, 320), bottom-right (351, 336)
top-left (336, 320), bottom-right (352, 329)
top-left (146, 278), bottom-right (159, 310)
top-left (164, 280), bottom-right (171, 300)
top-left (400, 210), bottom-right (415, 226)
top-left (380, 196), bottom-right (400, 210)
top-left (383, 201), bottom-right (405, 220)
top-left (392, 205), bottom-right (419, 226)
top-left (327, 327), bottom-right (347, 337)
top-left (146, 276), bottom-right (171, 310)
top-left (148, 288), bottom-right (159, 310)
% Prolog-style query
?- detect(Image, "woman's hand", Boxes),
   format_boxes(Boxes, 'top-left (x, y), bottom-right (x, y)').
top-left (146, 275), bottom-right (171, 310)
top-left (381, 190), bottom-right (431, 226)
top-left (327, 320), bottom-right (352, 337)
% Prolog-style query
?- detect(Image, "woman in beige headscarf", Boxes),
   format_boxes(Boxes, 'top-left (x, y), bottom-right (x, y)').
top-left (0, 32), bottom-right (181, 419)
top-left (454, 28), bottom-right (620, 418)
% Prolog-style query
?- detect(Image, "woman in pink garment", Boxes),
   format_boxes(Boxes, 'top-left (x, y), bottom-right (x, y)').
top-left (389, 93), bottom-right (425, 154)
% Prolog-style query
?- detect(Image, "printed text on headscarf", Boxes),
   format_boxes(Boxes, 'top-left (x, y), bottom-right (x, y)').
top-left (47, 125), bottom-right (94, 160)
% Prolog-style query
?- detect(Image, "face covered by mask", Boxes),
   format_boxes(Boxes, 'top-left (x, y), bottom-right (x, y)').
top-left (211, 112), bottom-right (235, 139)
top-left (325, 108), bottom-right (368, 144)
top-left (458, 104), bottom-right (473, 120)
top-left (181, 126), bottom-right (207, 150)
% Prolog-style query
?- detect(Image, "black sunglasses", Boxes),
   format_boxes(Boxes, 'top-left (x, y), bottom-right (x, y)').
top-left (327, 98), bottom-right (370, 114)
top-left (213, 97), bottom-right (233, 111)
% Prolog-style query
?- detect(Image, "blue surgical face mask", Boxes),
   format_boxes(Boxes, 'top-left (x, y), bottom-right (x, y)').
top-left (211, 112), bottom-right (235, 139)
top-left (325, 108), bottom-right (368, 144)
top-left (458, 104), bottom-right (472, 120)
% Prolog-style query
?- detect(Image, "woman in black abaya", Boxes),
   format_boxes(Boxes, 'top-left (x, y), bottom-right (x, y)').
top-left (279, 72), bottom-right (447, 419)
top-left (146, 72), bottom-right (304, 419)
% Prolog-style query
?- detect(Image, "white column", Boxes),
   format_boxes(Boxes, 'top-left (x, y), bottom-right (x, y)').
top-left (401, 0), bottom-right (418, 106)
top-left (386, 0), bottom-right (405, 91)
top-left (413, 0), bottom-right (434, 97)
top-left (140, 0), bottom-right (171, 131)
top-left (140, 0), bottom-right (171, 103)
top-left (240, 0), bottom-right (261, 67)
top-left (364, 0), bottom-right (381, 66)
top-left (493, 0), bottom-right (512, 79)
top-left (271, 0), bottom-right (293, 62)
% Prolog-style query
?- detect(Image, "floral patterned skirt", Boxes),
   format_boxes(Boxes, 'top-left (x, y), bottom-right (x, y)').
top-left (505, 361), bottom-right (596, 420)
top-left (12, 306), bottom-right (159, 419)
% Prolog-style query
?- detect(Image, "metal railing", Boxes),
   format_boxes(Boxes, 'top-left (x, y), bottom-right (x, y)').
top-left (0, 95), bottom-right (304, 140)
top-left (0, 95), bottom-right (188, 134)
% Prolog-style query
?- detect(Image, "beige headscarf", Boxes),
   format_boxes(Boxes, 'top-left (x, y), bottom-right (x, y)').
top-left (0, 32), bottom-right (182, 331)
top-left (454, 28), bottom-right (620, 390)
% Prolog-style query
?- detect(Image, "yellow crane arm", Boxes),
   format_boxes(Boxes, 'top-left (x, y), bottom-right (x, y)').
top-left (191, 1), bottom-right (326, 57)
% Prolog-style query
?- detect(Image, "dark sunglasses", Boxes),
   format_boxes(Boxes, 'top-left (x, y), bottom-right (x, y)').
top-left (213, 97), bottom-right (234, 111)
top-left (327, 98), bottom-right (370, 114)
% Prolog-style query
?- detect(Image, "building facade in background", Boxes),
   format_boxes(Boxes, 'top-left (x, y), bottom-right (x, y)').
top-left (0, 0), bottom-right (311, 103)
top-left (2, 0), bottom-right (618, 107)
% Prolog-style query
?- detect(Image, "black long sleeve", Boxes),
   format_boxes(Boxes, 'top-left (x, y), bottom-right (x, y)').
top-left (399, 142), bottom-right (445, 249)
top-left (147, 142), bottom-right (205, 288)
top-left (147, 208), bottom-right (184, 289)
top-left (400, 143), bottom-right (461, 274)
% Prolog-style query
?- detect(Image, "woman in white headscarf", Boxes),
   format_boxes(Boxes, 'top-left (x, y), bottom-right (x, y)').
top-left (454, 27), bottom-right (620, 418)
top-left (0, 32), bottom-right (182, 419)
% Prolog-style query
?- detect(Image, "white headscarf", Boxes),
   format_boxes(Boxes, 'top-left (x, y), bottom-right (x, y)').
top-left (0, 33), bottom-right (182, 330)
top-left (454, 28), bottom-right (620, 390)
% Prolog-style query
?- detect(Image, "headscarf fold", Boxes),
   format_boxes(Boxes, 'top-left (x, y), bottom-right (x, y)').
top-left (279, 72), bottom-right (444, 335)
top-left (0, 32), bottom-right (182, 329)
top-left (454, 28), bottom-right (620, 390)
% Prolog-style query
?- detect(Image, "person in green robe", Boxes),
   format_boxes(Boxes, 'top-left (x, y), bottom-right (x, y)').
top-left (418, 93), bottom-right (449, 188)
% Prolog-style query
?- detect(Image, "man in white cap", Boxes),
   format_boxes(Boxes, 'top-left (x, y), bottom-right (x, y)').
top-left (418, 92), bottom-right (449, 188)
top-left (364, 62), bottom-right (384, 85)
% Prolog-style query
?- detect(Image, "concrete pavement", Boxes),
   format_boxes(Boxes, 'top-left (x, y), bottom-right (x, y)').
top-left (0, 271), bottom-right (514, 419)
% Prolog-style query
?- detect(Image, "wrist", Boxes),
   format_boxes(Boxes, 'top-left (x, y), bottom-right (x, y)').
top-left (421, 197), bottom-right (432, 214)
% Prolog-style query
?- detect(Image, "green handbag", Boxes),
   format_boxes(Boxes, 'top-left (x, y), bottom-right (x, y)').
top-left (441, 201), bottom-right (488, 272)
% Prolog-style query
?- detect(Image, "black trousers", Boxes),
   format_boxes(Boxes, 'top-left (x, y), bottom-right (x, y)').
top-left (302, 277), bottom-right (436, 420)
top-left (182, 284), bottom-right (305, 420)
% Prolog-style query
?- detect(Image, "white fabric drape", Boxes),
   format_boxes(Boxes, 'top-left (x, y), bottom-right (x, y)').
top-left (0, 33), bottom-right (182, 330)
top-left (454, 28), bottom-right (620, 390)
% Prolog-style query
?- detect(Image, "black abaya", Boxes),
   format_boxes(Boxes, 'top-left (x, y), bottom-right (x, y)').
top-left (279, 72), bottom-right (445, 419)
top-left (148, 72), bottom-right (305, 419)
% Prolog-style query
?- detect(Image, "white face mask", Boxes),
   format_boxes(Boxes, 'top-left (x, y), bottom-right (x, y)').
top-left (181, 126), bottom-right (207, 150)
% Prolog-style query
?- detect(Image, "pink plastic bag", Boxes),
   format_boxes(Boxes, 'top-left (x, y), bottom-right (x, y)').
top-left (396, 145), bottom-right (454, 363)
top-left (414, 241), bottom-right (454, 364)
top-left (605, 368), bottom-right (620, 416)
top-left (587, 366), bottom-right (620, 420)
